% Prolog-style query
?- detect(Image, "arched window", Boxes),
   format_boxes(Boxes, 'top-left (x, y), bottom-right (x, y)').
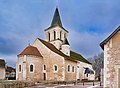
top-left (53, 65), bottom-right (58, 72)
top-left (19, 65), bottom-right (21, 72)
top-left (43, 65), bottom-right (46, 70)
top-left (72, 66), bottom-right (74, 72)
top-left (48, 32), bottom-right (50, 41)
top-left (30, 64), bottom-right (33, 72)
top-left (68, 65), bottom-right (70, 72)
top-left (60, 31), bottom-right (62, 39)
top-left (54, 31), bottom-right (56, 40)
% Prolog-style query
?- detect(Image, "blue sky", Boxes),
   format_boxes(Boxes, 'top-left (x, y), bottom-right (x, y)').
top-left (0, 0), bottom-right (120, 67)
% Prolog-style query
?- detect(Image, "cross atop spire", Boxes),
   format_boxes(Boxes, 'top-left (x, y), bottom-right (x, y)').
top-left (51, 7), bottom-right (62, 27)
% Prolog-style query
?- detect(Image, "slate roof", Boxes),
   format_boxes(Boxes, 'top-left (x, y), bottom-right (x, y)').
top-left (84, 67), bottom-right (94, 74)
top-left (18, 45), bottom-right (42, 57)
top-left (70, 51), bottom-right (92, 64)
top-left (63, 38), bottom-right (70, 45)
top-left (45, 8), bottom-right (68, 33)
top-left (0, 59), bottom-right (5, 68)
top-left (51, 7), bottom-right (62, 27)
top-left (38, 38), bottom-right (91, 64)
top-left (38, 38), bottom-right (67, 57)
top-left (100, 26), bottom-right (120, 50)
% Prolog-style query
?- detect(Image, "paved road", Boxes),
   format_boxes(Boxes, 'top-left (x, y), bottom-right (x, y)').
top-left (28, 82), bottom-right (103, 88)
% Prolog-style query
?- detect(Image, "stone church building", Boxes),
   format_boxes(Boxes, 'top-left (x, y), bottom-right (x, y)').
top-left (100, 26), bottom-right (120, 88)
top-left (16, 8), bottom-right (94, 82)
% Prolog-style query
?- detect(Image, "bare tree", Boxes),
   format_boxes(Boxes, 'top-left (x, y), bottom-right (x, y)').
top-left (88, 52), bottom-right (104, 80)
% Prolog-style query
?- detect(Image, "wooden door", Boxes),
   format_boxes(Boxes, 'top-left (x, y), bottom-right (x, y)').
top-left (43, 73), bottom-right (46, 80)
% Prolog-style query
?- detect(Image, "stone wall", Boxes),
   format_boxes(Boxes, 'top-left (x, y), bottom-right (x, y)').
top-left (33, 39), bottom-right (65, 81)
top-left (0, 81), bottom-right (35, 88)
top-left (0, 68), bottom-right (5, 79)
top-left (65, 59), bottom-right (77, 81)
top-left (104, 31), bottom-right (120, 88)
top-left (17, 55), bottom-right (43, 82)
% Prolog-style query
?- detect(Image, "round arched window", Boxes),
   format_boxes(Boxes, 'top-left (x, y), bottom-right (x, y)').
top-left (68, 65), bottom-right (70, 72)
top-left (53, 65), bottom-right (58, 72)
top-left (30, 64), bottom-right (34, 72)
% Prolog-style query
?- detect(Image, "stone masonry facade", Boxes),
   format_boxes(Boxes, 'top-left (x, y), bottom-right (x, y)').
top-left (101, 27), bottom-right (120, 88)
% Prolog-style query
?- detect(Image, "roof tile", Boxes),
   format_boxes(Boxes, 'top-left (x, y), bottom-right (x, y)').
top-left (19, 45), bottom-right (42, 57)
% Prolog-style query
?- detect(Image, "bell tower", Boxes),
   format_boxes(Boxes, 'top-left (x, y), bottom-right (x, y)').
top-left (44, 7), bottom-right (69, 50)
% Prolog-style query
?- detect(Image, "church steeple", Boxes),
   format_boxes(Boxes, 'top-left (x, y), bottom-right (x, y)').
top-left (51, 7), bottom-right (62, 27)
top-left (44, 7), bottom-right (69, 50)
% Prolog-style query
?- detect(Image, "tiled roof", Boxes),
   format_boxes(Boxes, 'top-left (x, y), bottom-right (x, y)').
top-left (18, 45), bottom-right (42, 57)
top-left (100, 26), bottom-right (120, 50)
top-left (0, 59), bottom-right (5, 68)
top-left (38, 38), bottom-right (91, 64)
top-left (70, 51), bottom-right (92, 64)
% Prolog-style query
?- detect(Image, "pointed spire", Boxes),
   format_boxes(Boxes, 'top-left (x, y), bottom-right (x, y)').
top-left (63, 38), bottom-right (70, 45)
top-left (51, 7), bottom-right (62, 27)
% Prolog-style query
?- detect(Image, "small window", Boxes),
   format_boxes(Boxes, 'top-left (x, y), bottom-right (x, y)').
top-left (30, 64), bottom-right (33, 72)
top-left (53, 65), bottom-right (58, 72)
top-left (72, 66), bottom-right (74, 72)
top-left (68, 65), bottom-right (70, 72)
top-left (19, 65), bottom-right (21, 72)
top-left (43, 65), bottom-right (46, 70)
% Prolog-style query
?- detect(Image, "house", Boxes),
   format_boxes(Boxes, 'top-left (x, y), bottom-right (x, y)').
top-left (6, 66), bottom-right (16, 80)
top-left (0, 59), bottom-right (5, 80)
top-left (100, 26), bottom-right (120, 88)
top-left (16, 7), bottom-right (95, 82)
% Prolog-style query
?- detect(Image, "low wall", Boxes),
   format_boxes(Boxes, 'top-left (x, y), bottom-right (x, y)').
top-left (0, 80), bottom-right (35, 88)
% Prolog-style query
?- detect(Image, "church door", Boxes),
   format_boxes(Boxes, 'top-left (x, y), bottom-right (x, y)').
top-left (43, 73), bottom-right (46, 80)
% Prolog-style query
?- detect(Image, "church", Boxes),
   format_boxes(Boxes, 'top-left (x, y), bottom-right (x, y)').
top-left (16, 8), bottom-right (95, 82)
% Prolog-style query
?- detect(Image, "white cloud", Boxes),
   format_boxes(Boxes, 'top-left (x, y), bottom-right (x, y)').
top-left (69, 29), bottom-right (107, 58)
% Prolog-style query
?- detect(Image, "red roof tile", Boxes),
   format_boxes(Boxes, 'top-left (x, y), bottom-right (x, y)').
top-left (19, 46), bottom-right (42, 57)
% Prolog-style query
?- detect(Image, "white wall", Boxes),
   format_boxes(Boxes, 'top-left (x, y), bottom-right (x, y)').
top-left (0, 68), bottom-right (5, 79)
